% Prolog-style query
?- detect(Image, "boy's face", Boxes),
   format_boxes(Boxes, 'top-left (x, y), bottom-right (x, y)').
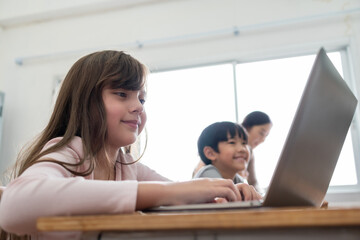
top-left (212, 133), bottom-right (250, 179)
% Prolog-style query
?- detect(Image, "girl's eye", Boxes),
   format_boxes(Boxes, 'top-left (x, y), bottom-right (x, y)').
top-left (228, 140), bottom-right (236, 144)
top-left (116, 92), bottom-right (127, 98)
top-left (139, 98), bottom-right (146, 105)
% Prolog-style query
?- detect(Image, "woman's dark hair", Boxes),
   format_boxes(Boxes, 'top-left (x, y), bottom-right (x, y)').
top-left (242, 111), bottom-right (271, 131)
top-left (197, 121), bottom-right (248, 165)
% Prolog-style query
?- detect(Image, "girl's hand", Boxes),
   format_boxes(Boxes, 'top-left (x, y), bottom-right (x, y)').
top-left (136, 179), bottom-right (263, 210)
top-left (213, 183), bottom-right (262, 203)
top-left (136, 178), bottom-right (242, 209)
top-left (166, 178), bottom-right (242, 205)
top-left (236, 183), bottom-right (262, 201)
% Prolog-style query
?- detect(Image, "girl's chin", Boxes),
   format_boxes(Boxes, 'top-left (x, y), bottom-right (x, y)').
top-left (126, 139), bottom-right (138, 146)
top-left (113, 137), bottom-right (138, 149)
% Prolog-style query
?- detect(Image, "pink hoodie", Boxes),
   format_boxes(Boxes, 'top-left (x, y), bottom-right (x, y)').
top-left (0, 137), bottom-right (169, 239)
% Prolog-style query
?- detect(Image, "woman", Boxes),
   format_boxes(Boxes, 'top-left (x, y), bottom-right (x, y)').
top-left (240, 111), bottom-right (272, 191)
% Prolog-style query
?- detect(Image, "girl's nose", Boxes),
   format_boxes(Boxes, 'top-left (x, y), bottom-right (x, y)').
top-left (131, 99), bottom-right (144, 113)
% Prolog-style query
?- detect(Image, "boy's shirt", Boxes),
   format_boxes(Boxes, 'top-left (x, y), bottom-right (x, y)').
top-left (193, 164), bottom-right (244, 184)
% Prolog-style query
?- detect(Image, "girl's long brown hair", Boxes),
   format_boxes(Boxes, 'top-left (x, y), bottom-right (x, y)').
top-left (13, 50), bottom-right (147, 179)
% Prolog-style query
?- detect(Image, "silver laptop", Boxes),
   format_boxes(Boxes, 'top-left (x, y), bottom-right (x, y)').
top-left (146, 48), bottom-right (358, 212)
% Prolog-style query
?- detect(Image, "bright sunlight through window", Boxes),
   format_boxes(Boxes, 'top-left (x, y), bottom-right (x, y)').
top-left (140, 51), bottom-right (357, 190)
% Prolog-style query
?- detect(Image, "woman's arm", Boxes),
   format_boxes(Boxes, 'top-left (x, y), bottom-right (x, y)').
top-left (246, 154), bottom-right (259, 190)
top-left (192, 161), bottom-right (205, 177)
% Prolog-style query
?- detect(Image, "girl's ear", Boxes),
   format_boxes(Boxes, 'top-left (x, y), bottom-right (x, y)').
top-left (203, 146), bottom-right (217, 161)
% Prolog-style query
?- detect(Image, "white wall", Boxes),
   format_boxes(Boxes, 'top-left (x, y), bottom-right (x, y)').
top-left (0, 0), bottom-right (360, 182)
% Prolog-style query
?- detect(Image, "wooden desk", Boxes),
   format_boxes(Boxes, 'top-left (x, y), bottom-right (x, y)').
top-left (37, 207), bottom-right (360, 240)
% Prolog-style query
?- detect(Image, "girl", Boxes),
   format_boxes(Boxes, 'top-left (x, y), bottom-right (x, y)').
top-left (0, 51), bottom-right (260, 239)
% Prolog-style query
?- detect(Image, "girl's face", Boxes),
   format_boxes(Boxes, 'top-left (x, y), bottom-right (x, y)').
top-left (212, 133), bottom-right (250, 179)
top-left (247, 123), bottom-right (272, 149)
top-left (102, 86), bottom-right (147, 152)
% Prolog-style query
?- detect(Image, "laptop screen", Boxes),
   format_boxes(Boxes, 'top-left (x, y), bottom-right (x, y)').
top-left (263, 48), bottom-right (357, 207)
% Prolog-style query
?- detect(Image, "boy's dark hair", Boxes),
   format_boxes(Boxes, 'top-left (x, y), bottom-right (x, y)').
top-left (242, 111), bottom-right (271, 131)
top-left (197, 121), bottom-right (248, 165)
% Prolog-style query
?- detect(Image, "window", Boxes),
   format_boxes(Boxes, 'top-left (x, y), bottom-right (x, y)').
top-left (140, 50), bottom-right (359, 191)
top-left (236, 52), bottom-right (358, 188)
top-left (141, 64), bottom-right (236, 180)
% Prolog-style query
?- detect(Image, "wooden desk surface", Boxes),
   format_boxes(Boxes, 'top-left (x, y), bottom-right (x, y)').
top-left (37, 207), bottom-right (360, 232)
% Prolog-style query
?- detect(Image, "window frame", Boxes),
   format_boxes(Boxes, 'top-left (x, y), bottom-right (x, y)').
top-left (325, 46), bottom-right (360, 193)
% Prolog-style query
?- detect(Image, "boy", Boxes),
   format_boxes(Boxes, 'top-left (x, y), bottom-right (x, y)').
top-left (194, 121), bottom-right (249, 184)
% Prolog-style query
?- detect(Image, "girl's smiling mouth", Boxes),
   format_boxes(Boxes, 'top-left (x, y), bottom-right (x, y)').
top-left (122, 120), bottom-right (140, 130)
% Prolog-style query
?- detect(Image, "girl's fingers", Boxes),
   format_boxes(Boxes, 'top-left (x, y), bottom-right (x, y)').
top-left (251, 186), bottom-right (263, 200)
top-left (240, 184), bottom-right (252, 201)
top-left (189, 179), bottom-right (259, 204)
top-left (214, 197), bottom-right (228, 203)
top-left (224, 179), bottom-right (242, 201)
top-left (247, 185), bottom-right (262, 200)
top-left (218, 178), bottom-right (242, 202)
top-left (197, 178), bottom-right (241, 202)
top-left (236, 183), bottom-right (262, 201)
